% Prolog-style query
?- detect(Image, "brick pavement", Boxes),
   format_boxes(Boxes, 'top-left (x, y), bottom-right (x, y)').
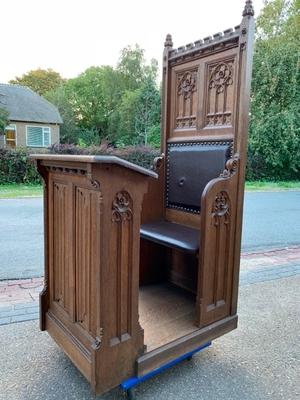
top-left (0, 246), bottom-right (299, 327)
top-left (0, 277), bottom-right (42, 326)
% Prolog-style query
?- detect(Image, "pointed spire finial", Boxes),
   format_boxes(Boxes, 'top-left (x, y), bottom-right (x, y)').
top-left (242, 0), bottom-right (254, 17)
top-left (164, 34), bottom-right (173, 48)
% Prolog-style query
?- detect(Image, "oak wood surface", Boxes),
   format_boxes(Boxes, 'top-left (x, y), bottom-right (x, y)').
top-left (33, 1), bottom-right (254, 395)
top-left (30, 154), bottom-right (158, 178)
top-left (34, 157), bottom-right (154, 394)
top-left (139, 283), bottom-right (197, 352)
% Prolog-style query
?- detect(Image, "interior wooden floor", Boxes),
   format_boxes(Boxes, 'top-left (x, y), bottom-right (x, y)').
top-left (139, 283), bottom-right (198, 352)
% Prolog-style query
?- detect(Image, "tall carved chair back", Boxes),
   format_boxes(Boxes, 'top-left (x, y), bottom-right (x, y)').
top-left (141, 1), bottom-right (255, 328)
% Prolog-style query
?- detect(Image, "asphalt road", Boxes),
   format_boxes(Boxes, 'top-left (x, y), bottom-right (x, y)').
top-left (0, 198), bottom-right (44, 280)
top-left (242, 191), bottom-right (300, 251)
top-left (0, 191), bottom-right (300, 280)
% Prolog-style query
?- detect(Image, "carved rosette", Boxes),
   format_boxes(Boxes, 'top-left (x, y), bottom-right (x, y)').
top-left (212, 191), bottom-right (230, 226)
top-left (209, 62), bottom-right (233, 94)
top-left (178, 71), bottom-right (197, 99)
top-left (112, 191), bottom-right (133, 222)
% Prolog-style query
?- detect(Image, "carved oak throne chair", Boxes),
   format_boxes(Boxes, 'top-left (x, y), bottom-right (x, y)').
top-left (140, 0), bottom-right (255, 333)
top-left (32, 1), bottom-right (255, 397)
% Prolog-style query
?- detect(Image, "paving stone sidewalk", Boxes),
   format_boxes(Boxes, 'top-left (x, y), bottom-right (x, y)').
top-left (0, 246), bottom-right (299, 327)
top-left (0, 277), bottom-right (42, 326)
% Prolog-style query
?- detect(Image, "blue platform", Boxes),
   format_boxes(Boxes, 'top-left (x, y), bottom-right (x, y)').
top-left (120, 341), bottom-right (211, 391)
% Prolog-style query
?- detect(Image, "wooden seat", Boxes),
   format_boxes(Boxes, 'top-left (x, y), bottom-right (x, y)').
top-left (141, 220), bottom-right (200, 253)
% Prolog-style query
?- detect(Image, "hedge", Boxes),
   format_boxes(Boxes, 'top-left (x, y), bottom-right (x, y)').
top-left (0, 148), bottom-right (41, 184)
top-left (2, 144), bottom-right (300, 185)
top-left (0, 145), bottom-right (160, 185)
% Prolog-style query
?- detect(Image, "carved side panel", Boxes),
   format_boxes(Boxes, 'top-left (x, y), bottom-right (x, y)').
top-left (75, 187), bottom-right (102, 336)
top-left (175, 69), bottom-right (198, 130)
top-left (110, 191), bottom-right (133, 343)
top-left (207, 191), bottom-right (231, 310)
top-left (52, 182), bottom-right (70, 313)
top-left (205, 59), bottom-right (235, 128)
top-left (198, 182), bottom-right (238, 328)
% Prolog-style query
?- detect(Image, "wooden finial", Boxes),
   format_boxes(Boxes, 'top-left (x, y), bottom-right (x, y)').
top-left (164, 34), bottom-right (173, 48)
top-left (242, 0), bottom-right (254, 16)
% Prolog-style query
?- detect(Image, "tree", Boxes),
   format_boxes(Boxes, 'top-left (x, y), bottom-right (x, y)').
top-left (134, 78), bottom-right (161, 146)
top-left (42, 44), bottom-right (161, 147)
top-left (107, 78), bottom-right (160, 146)
top-left (45, 86), bottom-right (79, 144)
top-left (63, 66), bottom-right (123, 143)
top-left (107, 46), bottom-right (161, 146)
top-left (117, 45), bottom-right (159, 90)
top-left (10, 68), bottom-right (64, 96)
top-left (117, 45), bottom-right (146, 91)
top-left (0, 108), bottom-right (9, 134)
top-left (248, 0), bottom-right (300, 180)
top-left (108, 90), bottom-right (140, 145)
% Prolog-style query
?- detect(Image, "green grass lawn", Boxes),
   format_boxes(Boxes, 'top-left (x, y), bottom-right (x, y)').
top-left (245, 181), bottom-right (300, 191)
top-left (0, 184), bottom-right (43, 199)
top-left (0, 181), bottom-right (300, 199)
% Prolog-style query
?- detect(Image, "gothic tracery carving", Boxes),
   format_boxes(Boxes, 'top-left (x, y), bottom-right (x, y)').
top-left (178, 71), bottom-right (197, 99)
top-left (209, 62), bottom-right (233, 94)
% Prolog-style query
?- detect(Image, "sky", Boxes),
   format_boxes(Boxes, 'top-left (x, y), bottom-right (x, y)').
top-left (1, 0), bottom-right (264, 83)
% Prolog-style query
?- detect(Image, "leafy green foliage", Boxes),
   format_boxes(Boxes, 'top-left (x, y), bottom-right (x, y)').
top-left (108, 78), bottom-right (161, 146)
top-left (0, 148), bottom-right (41, 184)
top-left (45, 85), bottom-right (79, 144)
top-left (46, 45), bottom-right (161, 147)
top-left (247, 0), bottom-right (300, 180)
top-left (9, 68), bottom-right (64, 96)
top-left (64, 66), bottom-right (120, 136)
top-left (0, 108), bottom-right (9, 133)
top-left (117, 45), bottom-right (153, 90)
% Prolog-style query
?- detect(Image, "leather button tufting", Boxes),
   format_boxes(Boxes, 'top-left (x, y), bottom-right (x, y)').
top-left (178, 177), bottom-right (185, 187)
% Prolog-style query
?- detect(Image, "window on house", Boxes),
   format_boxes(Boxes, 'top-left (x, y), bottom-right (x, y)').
top-left (26, 126), bottom-right (51, 147)
top-left (5, 124), bottom-right (17, 148)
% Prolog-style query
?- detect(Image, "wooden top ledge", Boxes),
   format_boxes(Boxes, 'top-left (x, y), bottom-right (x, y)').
top-left (30, 154), bottom-right (158, 178)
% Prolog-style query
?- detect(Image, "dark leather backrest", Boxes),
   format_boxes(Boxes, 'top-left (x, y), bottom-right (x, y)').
top-left (166, 140), bottom-right (232, 214)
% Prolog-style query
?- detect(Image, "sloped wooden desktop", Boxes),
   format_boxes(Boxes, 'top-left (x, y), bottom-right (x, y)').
top-left (32, 2), bottom-right (254, 395)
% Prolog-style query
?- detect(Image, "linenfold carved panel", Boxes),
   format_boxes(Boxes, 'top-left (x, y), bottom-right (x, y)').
top-left (111, 191), bottom-right (133, 343)
top-left (75, 187), bottom-right (102, 336)
top-left (205, 59), bottom-right (235, 127)
top-left (175, 69), bottom-right (198, 129)
top-left (53, 182), bottom-right (70, 313)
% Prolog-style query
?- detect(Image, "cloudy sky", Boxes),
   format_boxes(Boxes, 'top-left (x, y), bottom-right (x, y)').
top-left (1, 0), bottom-right (263, 83)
